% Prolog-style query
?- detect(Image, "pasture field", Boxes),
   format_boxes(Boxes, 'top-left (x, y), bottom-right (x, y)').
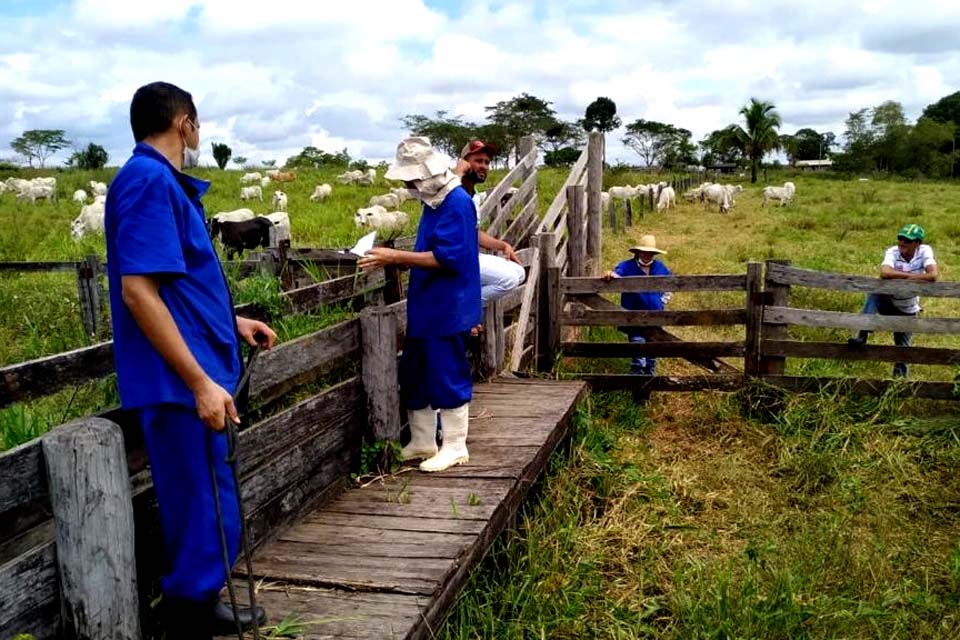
top-left (2, 166), bottom-right (959, 638)
top-left (438, 173), bottom-right (960, 638)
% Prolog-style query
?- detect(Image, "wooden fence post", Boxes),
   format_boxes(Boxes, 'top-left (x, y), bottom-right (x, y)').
top-left (278, 239), bottom-right (293, 291)
top-left (42, 418), bottom-right (142, 640)
top-left (76, 254), bottom-right (103, 336)
top-left (567, 185), bottom-right (586, 278)
top-left (536, 232), bottom-right (559, 372)
top-left (382, 240), bottom-right (403, 304)
top-left (480, 299), bottom-right (505, 378)
top-left (760, 259), bottom-right (791, 376)
top-left (624, 198), bottom-right (633, 227)
top-left (586, 132), bottom-right (603, 275)
top-left (361, 306), bottom-right (401, 441)
top-left (744, 261), bottom-right (763, 377)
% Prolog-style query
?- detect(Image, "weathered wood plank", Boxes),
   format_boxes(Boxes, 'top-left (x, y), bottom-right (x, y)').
top-left (761, 260), bottom-right (791, 376)
top-left (502, 197), bottom-right (537, 248)
top-left (586, 133), bottom-right (603, 272)
top-left (764, 306), bottom-right (960, 334)
top-left (562, 274), bottom-right (747, 294)
top-left (248, 319), bottom-right (359, 405)
top-left (767, 263), bottom-right (960, 298)
top-left (361, 307), bottom-right (401, 442)
top-left (541, 148), bottom-right (588, 233)
top-left (0, 341), bottom-right (114, 408)
top-left (477, 147), bottom-right (537, 226)
top-left (577, 374), bottom-right (745, 393)
top-left (303, 511), bottom-right (487, 536)
top-left (0, 541), bottom-right (58, 640)
top-left (487, 170), bottom-right (537, 238)
top-left (509, 249), bottom-right (539, 372)
top-left (561, 341), bottom-right (745, 359)
top-left (0, 440), bottom-right (46, 517)
top-left (566, 184), bottom-right (586, 278)
top-left (42, 418), bottom-right (141, 640)
top-left (0, 260), bottom-right (82, 272)
top-left (283, 268), bottom-right (386, 313)
top-left (761, 340), bottom-right (960, 365)
top-left (744, 261), bottom-right (763, 377)
top-left (563, 307), bottom-right (747, 327)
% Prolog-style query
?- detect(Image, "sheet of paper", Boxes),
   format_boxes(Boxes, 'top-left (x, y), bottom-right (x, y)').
top-left (347, 230), bottom-right (377, 257)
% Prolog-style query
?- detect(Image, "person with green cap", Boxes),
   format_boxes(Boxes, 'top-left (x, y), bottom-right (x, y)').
top-left (847, 223), bottom-right (939, 377)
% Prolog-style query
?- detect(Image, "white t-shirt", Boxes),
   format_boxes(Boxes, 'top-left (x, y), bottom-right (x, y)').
top-left (881, 244), bottom-right (936, 313)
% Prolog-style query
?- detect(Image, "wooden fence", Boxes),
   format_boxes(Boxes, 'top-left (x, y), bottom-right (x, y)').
top-left (0, 138), bottom-right (545, 640)
top-left (548, 260), bottom-right (960, 400)
top-left (604, 175), bottom-right (696, 232)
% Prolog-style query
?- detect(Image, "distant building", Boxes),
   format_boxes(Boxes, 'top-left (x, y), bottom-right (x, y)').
top-left (794, 159), bottom-right (834, 171)
top-left (706, 162), bottom-right (738, 174)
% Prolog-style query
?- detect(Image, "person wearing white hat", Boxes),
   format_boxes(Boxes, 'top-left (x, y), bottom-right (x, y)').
top-left (359, 137), bottom-right (481, 472)
top-left (602, 235), bottom-right (673, 376)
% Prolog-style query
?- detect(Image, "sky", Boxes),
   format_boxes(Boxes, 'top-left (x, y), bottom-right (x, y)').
top-left (1, 0), bottom-right (958, 168)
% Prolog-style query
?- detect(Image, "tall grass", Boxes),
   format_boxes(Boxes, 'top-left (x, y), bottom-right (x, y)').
top-left (440, 390), bottom-right (960, 639)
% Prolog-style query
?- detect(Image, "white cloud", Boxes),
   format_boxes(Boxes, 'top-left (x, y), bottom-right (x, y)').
top-left (2, 0), bottom-right (959, 166)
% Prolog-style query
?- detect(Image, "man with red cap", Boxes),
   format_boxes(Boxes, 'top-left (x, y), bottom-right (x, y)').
top-left (456, 140), bottom-right (526, 305)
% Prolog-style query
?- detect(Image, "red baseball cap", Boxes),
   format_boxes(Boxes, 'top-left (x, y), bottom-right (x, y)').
top-left (460, 140), bottom-right (498, 160)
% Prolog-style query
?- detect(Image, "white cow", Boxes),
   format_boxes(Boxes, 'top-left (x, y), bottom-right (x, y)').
top-left (369, 193), bottom-right (400, 209)
top-left (656, 186), bottom-right (676, 211)
top-left (265, 169), bottom-right (280, 179)
top-left (72, 189), bottom-right (88, 203)
top-left (272, 190), bottom-right (287, 212)
top-left (309, 183), bottom-right (333, 202)
top-left (356, 168), bottom-right (377, 186)
top-left (336, 170), bottom-right (363, 185)
top-left (88, 181), bottom-right (107, 197)
top-left (390, 187), bottom-right (412, 204)
top-left (241, 172), bottom-right (262, 184)
top-left (701, 184), bottom-right (732, 213)
top-left (261, 212), bottom-right (291, 244)
top-left (71, 201), bottom-right (106, 240)
top-left (16, 183), bottom-right (55, 204)
top-left (240, 186), bottom-right (263, 202)
top-left (93, 194), bottom-right (106, 205)
top-left (354, 205), bottom-right (408, 232)
top-left (762, 181), bottom-right (796, 207)
top-left (212, 208), bottom-right (256, 224)
top-left (260, 176), bottom-right (271, 188)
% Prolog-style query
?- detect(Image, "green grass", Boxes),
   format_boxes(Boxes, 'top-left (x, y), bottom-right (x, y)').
top-left (439, 390), bottom-right (960, 639)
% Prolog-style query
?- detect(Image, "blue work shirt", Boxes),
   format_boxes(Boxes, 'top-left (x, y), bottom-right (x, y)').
top-left (105, 143), bottom-right (241, 409)
top-left (614, 257), bottom-right (672, 311)
top-left (406, 186), bottom-right (481, 338)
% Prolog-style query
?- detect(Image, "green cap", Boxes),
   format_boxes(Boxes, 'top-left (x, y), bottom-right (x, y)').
top-left (897, 223), bottom-right (924, 241)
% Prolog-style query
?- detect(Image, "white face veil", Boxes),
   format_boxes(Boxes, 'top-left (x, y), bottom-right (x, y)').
top-left (409, 170), bottom-right (461, 209)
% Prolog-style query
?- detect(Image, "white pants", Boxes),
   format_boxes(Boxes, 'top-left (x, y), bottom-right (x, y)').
top-left (479, 253), bottom-right (526, 304)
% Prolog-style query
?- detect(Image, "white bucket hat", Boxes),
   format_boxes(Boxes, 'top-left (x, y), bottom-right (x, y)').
top-left (384, 136), bottom-right (451, 182)
top-left (629, 234), bottom-right (666, 255)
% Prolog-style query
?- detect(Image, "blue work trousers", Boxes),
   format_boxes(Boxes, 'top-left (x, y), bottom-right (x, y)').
top-left (140, 404), bottom-right (239, 603)
top-left (628, 332), bottom-right (656, 376)
top-left (400, 333), bottom-right (473, 410)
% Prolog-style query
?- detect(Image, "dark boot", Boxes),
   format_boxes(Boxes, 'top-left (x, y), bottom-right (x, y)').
top-left (208, 598), bottom-right (268, 636)
top-left (160, 597), bottom-right (214, 640)
top-left (847, 330), bottom-right (869, 347)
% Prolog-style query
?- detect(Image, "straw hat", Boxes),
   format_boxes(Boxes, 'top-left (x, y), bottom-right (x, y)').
top-left (629, 235), bottom-right (666, 255)
top-left (384, 136), bottom-right (451, 182)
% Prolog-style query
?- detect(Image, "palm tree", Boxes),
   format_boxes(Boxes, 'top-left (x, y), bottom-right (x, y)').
top-left (730, 98), bottom-right (782, 183)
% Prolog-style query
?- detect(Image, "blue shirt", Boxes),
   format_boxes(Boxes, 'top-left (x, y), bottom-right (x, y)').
top-left (407, 186), bottom-right (481, 338)
top-left (105, 143), bottom-right (241, 409)
top-left (614, 257), bottom-right (672, 311)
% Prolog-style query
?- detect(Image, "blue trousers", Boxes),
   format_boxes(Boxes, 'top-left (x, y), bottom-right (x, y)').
top-left (400, 333), bottom-right (472, 410)
top-left (628, 332), bottom-right (656, 376)
top-left (140, 404), bottom-right (239, 603)
top-left (859, 294), bottom-right (914, 377)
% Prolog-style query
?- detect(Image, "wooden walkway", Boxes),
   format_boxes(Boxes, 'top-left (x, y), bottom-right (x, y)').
top-left (220, 378), bottom-right (587, 640)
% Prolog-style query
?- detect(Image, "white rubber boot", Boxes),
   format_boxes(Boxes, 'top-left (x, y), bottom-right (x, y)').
top-left (401, 407), bottom-right (438, 461)
top-left (420, 404), bottom-right (469, 472)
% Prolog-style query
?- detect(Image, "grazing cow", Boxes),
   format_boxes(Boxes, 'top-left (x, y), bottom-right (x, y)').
top-left (209, 208), bottom-right (256, 238)
top-left (273, 170), bottom-right (296, 183)
top-left (241, 172), bottom-right (262, 184)
top-left (656, 186), bottom-right (676, 211)
top-left (16, 183), bottom-right (55, 204)
top-left (261, 212), bottom-right (290, 244)
top-left (214, 217), bottom-right (274, 259)
top-left (354, 205), bottom-right (408, 232)
top-left (309, 183), bottom-right (333, 202)
top-left (71, 201), bottom-right (106, 240)
top-left (369, 193), bottom-right (400, 209)
top-left (72, 189), bottom-right (88, 203)
top-left (240, 185), bottom-right (263, 202)
top-left (762, 181), bottom-right (796, 207)
top-left (89, 181), bottom-right (107, 197)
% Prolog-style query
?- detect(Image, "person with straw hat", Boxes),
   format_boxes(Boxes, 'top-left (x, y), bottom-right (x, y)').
top-left (847, 223), bottom-right (938, 377)
top-left (359, 137), bottom-right (481, 472)
top-left (602, 234), bottom-right (673, 376)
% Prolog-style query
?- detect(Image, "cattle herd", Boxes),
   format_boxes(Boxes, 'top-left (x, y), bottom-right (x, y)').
top-left (0, 169), bottom-right (800, 259)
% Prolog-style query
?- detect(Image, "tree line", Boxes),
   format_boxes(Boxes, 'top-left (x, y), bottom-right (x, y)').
top-left (8, 91), bottom-right (959, 181)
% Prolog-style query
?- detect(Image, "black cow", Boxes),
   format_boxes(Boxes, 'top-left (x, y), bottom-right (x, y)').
top-left (215, 217), bottom-right (273, 260)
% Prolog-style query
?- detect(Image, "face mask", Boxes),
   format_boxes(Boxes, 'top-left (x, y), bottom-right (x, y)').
top-left (406, 188), bottom-right (421, 202)
top-left (637, 257), bottom-right (654, 267)
top-left (181, 119), bottom-right (200, 169)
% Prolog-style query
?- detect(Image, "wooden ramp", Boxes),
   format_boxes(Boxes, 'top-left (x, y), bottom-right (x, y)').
top-left (221, 378), bottom-right (587, 640)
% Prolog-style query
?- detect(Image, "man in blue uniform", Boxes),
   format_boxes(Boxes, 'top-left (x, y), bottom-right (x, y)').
top-left (359, 137), bottom-right (481, 472)
top-left (602, 235), bottom-right (672, 375)
top-left (105, 81), bottom-right (275, 639)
